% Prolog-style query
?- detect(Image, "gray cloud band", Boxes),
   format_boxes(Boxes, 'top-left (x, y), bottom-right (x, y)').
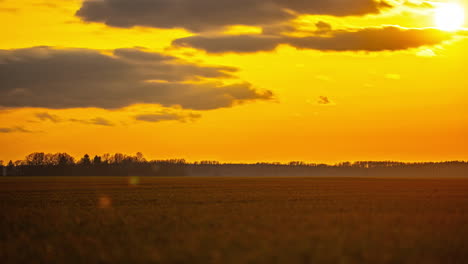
top-left (0, 47), bottom-right (273, 110)
top-left (76, 0), bottom-right (392, 32)
top-left (172, 27), bottom-right (453, 53)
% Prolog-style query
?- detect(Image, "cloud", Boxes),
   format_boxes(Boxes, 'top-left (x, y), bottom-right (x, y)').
top-left (315, 21), bottom-right (333, 35)
top-left (135, 111), bottom-right (202, 123)
top-left (288, 27), bottom-right (452, 52)
top-left (173, 27), bottom-right (453, 53)
top-left (35, 112), bottom-right (61, 123)
top-left (76, 0), bottom-right (392, 32)
top-left (34, 111), bottom-right (114, 126)
top-left (174, 35), bottom-right (283, 53)
top-left (317, 96), bottom-right (332, 105)
top-left (69, 117), bottom-right (114, 126)
top-left (0, 126), bottom-right (33, 133)
top-left (0, 47), bottom-right (273, 110)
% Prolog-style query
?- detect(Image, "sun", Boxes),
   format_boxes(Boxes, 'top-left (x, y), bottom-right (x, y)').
top-left (435, 3), bottom-right (465, 31)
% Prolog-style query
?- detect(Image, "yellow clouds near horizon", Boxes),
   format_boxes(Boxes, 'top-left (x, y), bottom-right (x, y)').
top-left (1, 0), bottom-right (468, 163)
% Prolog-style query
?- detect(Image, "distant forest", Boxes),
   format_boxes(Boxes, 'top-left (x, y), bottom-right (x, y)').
top-left (1, 152), bottom-right (468, 177)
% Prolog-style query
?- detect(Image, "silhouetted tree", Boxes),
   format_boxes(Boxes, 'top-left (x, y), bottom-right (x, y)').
top-left (289, 161), bottom-right (305, 166)
top-left (5, 161), bottom-right (15, 176)
top-left (2, 151), bottom-right (468, 177)
top-left (200, 160), bottom-right (219, 165)
top-left (57, 153), bottom-right (74, 166)
top-left (102, 153), bottom-right (111, 164)
top-left (93, 155), bottom-right (102, 165)
top-left (79, 154), bottom-right (91, 165)
top-left (25, 152), bottom-right (46, 166)
top-left (136, 152), bottom-right (145, 163)
top-left (112, 153), bottom-right (125, 164)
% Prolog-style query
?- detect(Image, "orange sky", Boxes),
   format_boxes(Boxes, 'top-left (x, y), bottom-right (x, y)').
top-left (1, 0), bottom-right (467, 163)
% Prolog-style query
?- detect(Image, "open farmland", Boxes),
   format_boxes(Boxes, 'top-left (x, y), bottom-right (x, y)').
top-left (1, 176), bottom-right (468, 264)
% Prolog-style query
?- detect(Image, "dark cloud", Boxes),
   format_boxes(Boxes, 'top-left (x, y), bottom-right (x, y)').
top-left (315, 21), bottom-right (333, 35)
top-left (69, 117), bottom-right (114, 126)
top-left (0, 126), bottom-right (33, 133)
top-left (173, 27), bottom-right (453, 53)
top-left (135, 111), bottom-right (201, 123)
top-left (174, 35), bottom-right (282, 53)
top-left (261, 24), bottom-right (297, 35)
top-left (35, 112), bottom-right (114, 126)
top-left (35, 112), bottom-right (61, 123)
top-left (318, 96), bottom-right (331, 105)
top-left (76, 0), bottom-right (392, 32)
top-left (289, 27), bottom-right (452, 52)
top-left (113, 48), bottom-right (175, 62)
top-left (0, 47), bottom-right (273, 110)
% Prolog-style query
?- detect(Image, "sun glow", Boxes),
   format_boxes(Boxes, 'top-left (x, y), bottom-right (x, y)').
top-left (435, 3), bottom-right (465, 31)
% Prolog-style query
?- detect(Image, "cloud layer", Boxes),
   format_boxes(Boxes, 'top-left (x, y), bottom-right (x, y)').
top-left (34, 112), bottom-right (114, 126)
top-left (76, 0), bottom-right (392, 32)
top-left (135, 111), bottom-right (201, 123)
top-left (69, 117), bottom-right (114, 126)
top-left (0, 127), bottom-right (33, 133)
top-left (0, 47), bottom-right (273, 110)
top-left (173, 27), bottom-right (453, 53)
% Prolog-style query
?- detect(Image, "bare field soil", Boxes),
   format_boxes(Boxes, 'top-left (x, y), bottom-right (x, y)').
top-left (1, 177), bottom-right (468, 264)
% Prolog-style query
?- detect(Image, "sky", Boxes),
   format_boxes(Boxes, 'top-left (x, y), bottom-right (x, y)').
top-left (1, 0), bottom-right (467, 163)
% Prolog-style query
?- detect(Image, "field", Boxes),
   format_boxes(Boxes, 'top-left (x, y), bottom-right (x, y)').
top-left (1, 177), bottom-right (468, 264)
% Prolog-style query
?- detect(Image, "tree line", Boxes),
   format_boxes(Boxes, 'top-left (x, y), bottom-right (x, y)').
top-left (0, 152), bottom-right (186, 176)
top-left (1, 152), bottom-right (468, 177)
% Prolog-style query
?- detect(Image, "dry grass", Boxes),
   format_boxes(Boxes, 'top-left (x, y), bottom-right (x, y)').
top-left (1, 176), bottom-right (468, 263)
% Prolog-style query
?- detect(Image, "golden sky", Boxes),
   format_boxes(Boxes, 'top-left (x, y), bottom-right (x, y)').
top-left (1, 0), bottom-right (467, 163)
